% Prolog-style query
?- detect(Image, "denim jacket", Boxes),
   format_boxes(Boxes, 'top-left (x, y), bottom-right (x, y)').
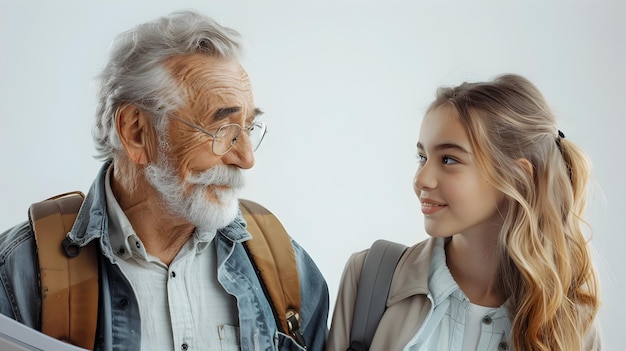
top-left (0, 162), bottom-right (329, 351)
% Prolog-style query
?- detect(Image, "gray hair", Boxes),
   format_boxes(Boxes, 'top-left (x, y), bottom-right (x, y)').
top-left (92, 10), bottom-right (243, 161)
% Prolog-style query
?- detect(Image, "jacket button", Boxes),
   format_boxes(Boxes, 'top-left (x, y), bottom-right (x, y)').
top-left (482, 316), bottom-right (492, 325)
top-left (181, 343), bottom-right (189, 350)
top-left (498, 341), bottom-right (509, 350)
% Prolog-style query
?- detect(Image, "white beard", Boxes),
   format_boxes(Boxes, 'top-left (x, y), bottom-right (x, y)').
top-left (144, 160), bottom-right (245, 232)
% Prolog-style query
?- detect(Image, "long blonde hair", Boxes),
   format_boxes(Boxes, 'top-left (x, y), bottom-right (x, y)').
top-left (428, 74), bottom-right (600, 350)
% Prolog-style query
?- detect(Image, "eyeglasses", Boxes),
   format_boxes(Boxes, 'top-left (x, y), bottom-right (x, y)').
top-left (167, 114), bottom-right (267, 156)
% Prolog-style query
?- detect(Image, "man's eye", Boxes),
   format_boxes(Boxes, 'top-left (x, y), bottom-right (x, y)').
top-left (442, 156), bottom-right (458, 165)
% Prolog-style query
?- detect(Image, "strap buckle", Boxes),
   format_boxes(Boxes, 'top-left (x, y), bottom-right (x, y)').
top-left (286, 310), bottom-right (306, 348)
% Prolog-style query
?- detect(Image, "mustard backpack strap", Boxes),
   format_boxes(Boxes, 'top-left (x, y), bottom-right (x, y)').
top-left (29, 191), bottom-right (99, 350)
top-left (239, 199), bottom-right (305, 348)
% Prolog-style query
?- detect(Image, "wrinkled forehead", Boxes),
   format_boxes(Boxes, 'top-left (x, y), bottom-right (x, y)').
top-left (164, 53), bottom-right (254, 118)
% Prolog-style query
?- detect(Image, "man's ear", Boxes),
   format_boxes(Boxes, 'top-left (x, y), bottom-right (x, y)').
top-left (116, 105), bottom-right (151, 165)
top-left (516, 158), bottom-right (534, 179)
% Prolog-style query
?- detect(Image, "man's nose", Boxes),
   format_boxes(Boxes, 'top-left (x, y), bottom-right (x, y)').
top-left (222, 132), bottom-right (255, 169)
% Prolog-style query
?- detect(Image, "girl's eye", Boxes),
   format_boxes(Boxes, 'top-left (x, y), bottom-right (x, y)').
top-left (417, 154), bottom-right (427, 163)
top-left (442, 156), bottom-right (458, 165)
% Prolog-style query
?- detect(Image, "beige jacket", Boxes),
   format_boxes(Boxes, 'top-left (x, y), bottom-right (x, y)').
top-left (327, 238), bottom-right (435, 351)
top-left (326, 237), bottom-right (602, 351)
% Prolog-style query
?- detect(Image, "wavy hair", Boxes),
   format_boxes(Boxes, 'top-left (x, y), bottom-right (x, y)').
top-left (428, 74), bottom-right (600, 350)
top-left (92, 10), bottom-right (243, 161)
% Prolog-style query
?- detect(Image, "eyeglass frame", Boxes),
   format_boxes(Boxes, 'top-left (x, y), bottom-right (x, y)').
top-left (166, 113), bottom-right (267, 156)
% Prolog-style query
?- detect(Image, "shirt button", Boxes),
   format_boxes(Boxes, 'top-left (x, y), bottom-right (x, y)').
top-left (170, 271), bottom-right (176, 278)
top-left (482, 315), bottom-right (492, 325)
top-left (181, 343), bottom-right (189, 350)
top-left (498, 341), bottom-right (509, 350)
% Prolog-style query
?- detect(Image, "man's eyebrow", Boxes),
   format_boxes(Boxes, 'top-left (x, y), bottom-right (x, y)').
top-left (251, 107), bottom-right (264, 119)
top-left (416, 141), bottom-right (470, 154)
top-left (212, 107), bottom-right (264, 121)
top-left (213, 107), bottom-right (241, 121)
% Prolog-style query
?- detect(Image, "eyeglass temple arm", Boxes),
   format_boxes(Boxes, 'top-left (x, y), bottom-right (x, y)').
top-left (167, 114), bottom-right (217, 138)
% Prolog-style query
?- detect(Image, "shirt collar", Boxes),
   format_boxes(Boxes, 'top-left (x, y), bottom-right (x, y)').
top-left (104, 165), bottom-right (217, 262)
top-left (428, 237), bottom-right (465, 306)
top-left (104, 165), bottom-right (144, 260)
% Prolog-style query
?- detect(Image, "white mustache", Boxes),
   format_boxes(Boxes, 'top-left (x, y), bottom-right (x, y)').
top-left (186, 165), bottom-right (245, 189)
top-left (144, 162), bottom-right (245, 230)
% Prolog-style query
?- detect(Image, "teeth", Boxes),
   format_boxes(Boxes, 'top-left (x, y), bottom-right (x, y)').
top-left (422, 203), bottom-right (443, 207)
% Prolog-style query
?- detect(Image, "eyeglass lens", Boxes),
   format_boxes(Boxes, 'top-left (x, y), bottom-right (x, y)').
top-left (213, 123), bottom-right (265, 155)
top-left (247, 123), bottom-right (265, 151)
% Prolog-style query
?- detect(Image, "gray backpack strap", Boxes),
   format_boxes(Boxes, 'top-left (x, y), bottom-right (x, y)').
top-left (348, 239), bottom-right (407, 351)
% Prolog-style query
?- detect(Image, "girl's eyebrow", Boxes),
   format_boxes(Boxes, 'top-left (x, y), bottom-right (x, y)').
top-left (416, 141), bottom-right (471, 154)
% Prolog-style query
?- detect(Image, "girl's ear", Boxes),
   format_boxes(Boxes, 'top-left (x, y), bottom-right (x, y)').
top-left (516, 158), bottom-right (534, 179)
top-left (116, 105), bottom-right (150, 165)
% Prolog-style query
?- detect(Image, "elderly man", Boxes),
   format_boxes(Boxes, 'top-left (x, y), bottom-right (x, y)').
top-left (0, 10), bottom-right (328, 351)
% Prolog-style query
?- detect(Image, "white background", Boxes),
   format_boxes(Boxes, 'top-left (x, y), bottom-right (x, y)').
top-left (1, 1), bottom-right (624, 349)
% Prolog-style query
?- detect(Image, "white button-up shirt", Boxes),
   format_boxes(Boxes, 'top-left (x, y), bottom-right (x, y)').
top-left (104, 167), bottom-right (239, 351)
top-left (405, 238), bottom-right (512, 351)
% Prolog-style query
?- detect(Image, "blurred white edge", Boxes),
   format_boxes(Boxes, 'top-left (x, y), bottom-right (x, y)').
top-left (0, 313), bottom-right (88, 351)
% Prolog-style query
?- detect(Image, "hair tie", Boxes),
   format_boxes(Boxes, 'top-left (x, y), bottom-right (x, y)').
top-left (556, 129), bottom-right (565, 149)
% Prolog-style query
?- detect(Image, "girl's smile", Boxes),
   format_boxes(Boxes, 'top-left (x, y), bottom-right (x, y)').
top-left (420, 197), bottom-right (448, 215)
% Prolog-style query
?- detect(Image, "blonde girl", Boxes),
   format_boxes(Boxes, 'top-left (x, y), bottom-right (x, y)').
top-left (327, 74), bottom-right (601, 351)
